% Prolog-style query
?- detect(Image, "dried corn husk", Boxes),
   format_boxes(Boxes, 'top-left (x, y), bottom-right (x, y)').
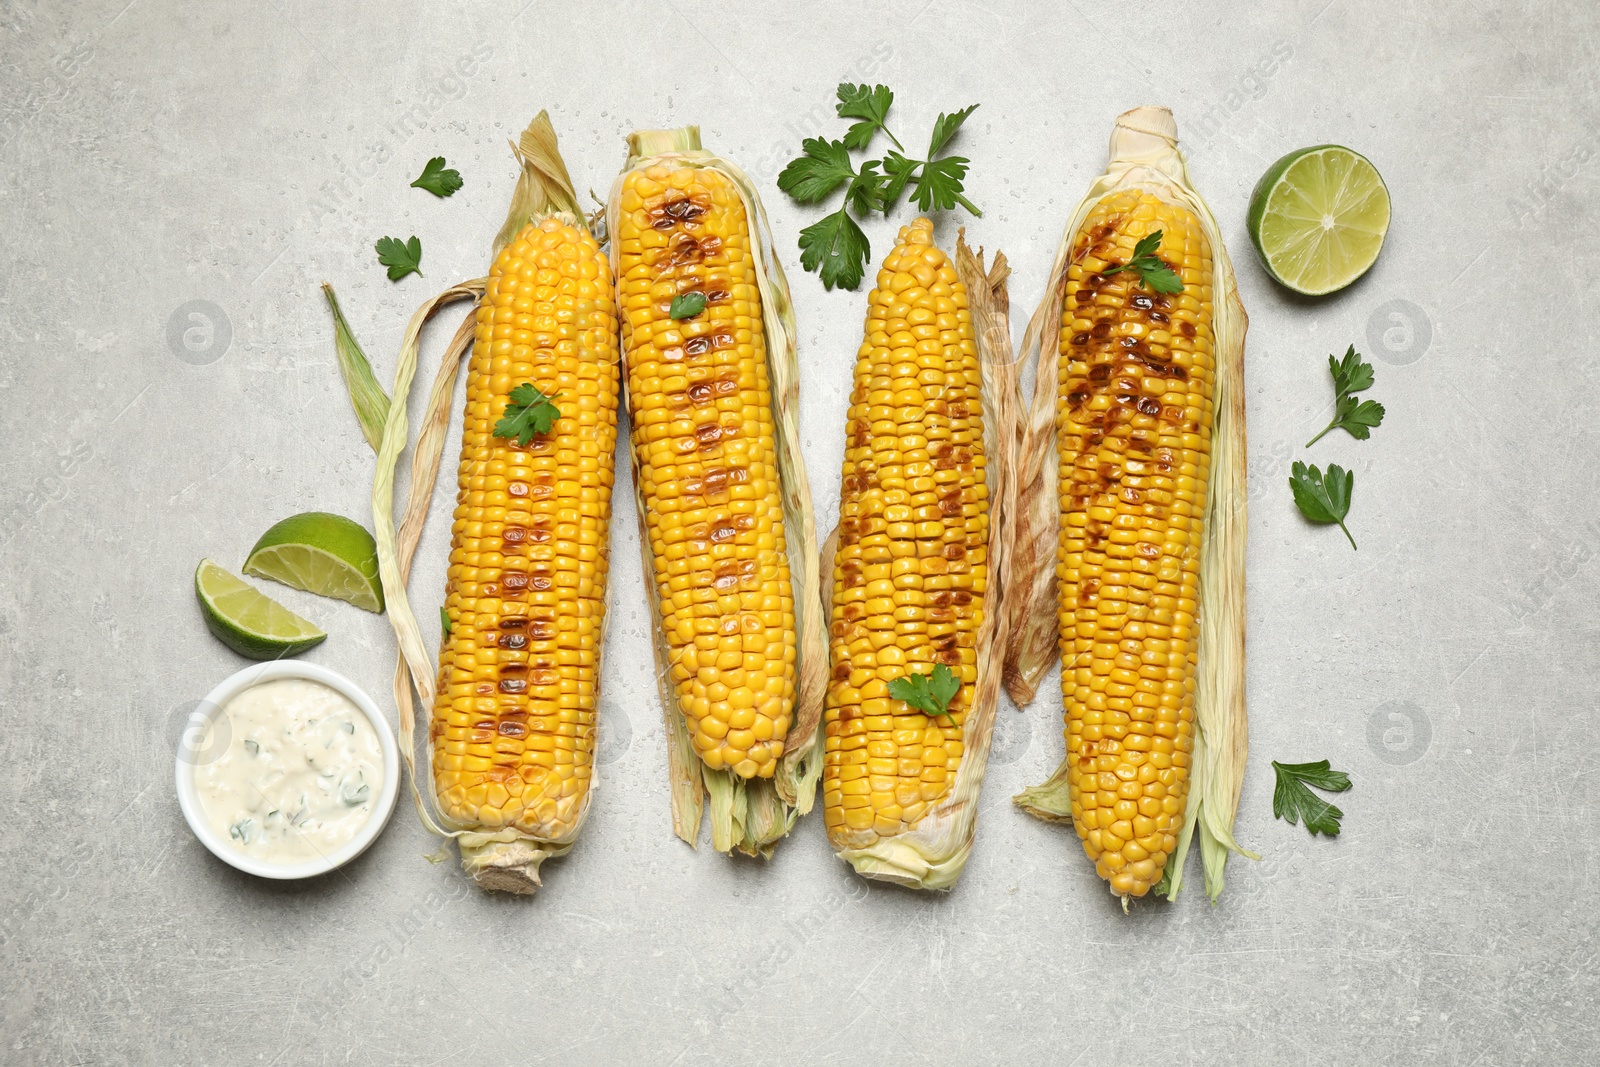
top-left (372, 112), bottom-right (607, 892)
top-left (1006, 107), bottom-right (1255, 901)
top-left (605, 127), bottom-right (828, 857)
top-left (825, 235), bottom-right (1023, 890)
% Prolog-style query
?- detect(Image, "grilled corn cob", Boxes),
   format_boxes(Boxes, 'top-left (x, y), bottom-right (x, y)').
top-left (615, 160), bottom-right (795, 781)
top-left (823, 220), bottom-right (996, 887)
top-left (1049, 190), bottom-right (1211, 898)
top-left (609, 127), bottom-right (826, 855)
top-left (372, 112), bottom-right (618, 893)
top-left (433, 213), bottom-right (619, 842)
top-left (1011, 107), bottom-right (1252, 903)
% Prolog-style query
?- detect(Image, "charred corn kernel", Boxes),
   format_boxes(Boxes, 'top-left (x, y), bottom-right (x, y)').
top-left (616, 163), bottom-right (795, 779)
top-left (1056, 189), bottom-right (1212, 898)
top-left (432, 216), bottom-right (620, 840)
top-left (823, 219), bottom-right (987, 847)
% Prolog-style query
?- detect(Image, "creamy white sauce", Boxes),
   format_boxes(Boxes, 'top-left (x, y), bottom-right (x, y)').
top-left (195, 678), bottom-right (384, 866)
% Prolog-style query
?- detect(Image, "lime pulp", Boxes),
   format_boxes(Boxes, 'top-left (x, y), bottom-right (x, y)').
top-left (1246, 145), bottom-right (1391, 296)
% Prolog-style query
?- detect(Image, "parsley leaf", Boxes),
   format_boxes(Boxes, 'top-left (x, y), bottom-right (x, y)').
top-left (845, 159), bottom-right (886, 217)
top-left (1100, 230), bottom-right (1183, 294)
top-left (1271, 760), bottom-right (1352, 836)
top-left (880, 152), bottom-right (920, 213)
top-left (669, 292), bottom-right (707, 319)
top-left (887, 663), bottom-right (962, 718)
top-left (1307, 345), bottom-right (1385, 446)
top-left (1330, 344), bottom-right (1376, 395)
top-left (836, 83), bottom-right (902, 151)
top-left (1289, 461), bottom-right (1357, 550)
top-left (1334, 396), bottom-right (1387, 439)
top-left (911, 154), bottom-right (975, 214)
top-left (375, 235), bottom-right (423, 281)
top-left (777, 137), bottom-right (858, 204)
top-left (797, 209), bottom-right (871, 291)
top-left (927, 104), bottom-right (979, 156)
top-left (493, 382), bottom-right (561, 446)
top-left (410, 156), bottom-right (463, 198)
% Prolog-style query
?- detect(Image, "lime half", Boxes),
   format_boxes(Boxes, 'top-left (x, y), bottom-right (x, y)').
top-left (243, 512), bottom-right (384, 613)
top-left (1247, 145), bottom-right (1391, 296)
top-left (195, 559), bottom-right (326, 660)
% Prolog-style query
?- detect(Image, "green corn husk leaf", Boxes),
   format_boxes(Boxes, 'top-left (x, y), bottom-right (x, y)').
top-left (371, 111), bottom-right (605, 893)
top-left (608, 127), bottom-right (828, 858)
top-left (1009, 106), bottom-right (1257, 903)
top-left (823, 233), bottom-right (1024, 890)
top-left (323, 283), bottom-right (391, 452)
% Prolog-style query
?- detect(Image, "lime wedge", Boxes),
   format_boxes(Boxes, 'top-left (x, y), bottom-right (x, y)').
top-left (1247, 145), bottom-right (1391, 296)
top-left (243, 511), bottom-right (384, 613)
top-left (195, 559), bottom-right (326, 660)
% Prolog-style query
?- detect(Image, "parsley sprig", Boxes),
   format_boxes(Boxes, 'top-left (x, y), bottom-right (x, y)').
top-left (375, 235), bottom-right (423, 281)
top-left (493, 383), bottom-right (561, 446)
top-left (778, 84), bottom-right (980, 291)
top-left (1272, 760), bottom-right (1352, 837)
top-left (669, 292), bottom-right (708, 320)
top-left (1307, 345), bottom-right (1385, 447)
top-left (887, 663), bottom-right (961, 719)
top-left (1100, 230), bottom-right (1184, 294)
top-left (1289, 461), bottom-right (1357, 550)
top-left (410, 156), bottom-right (463, 198)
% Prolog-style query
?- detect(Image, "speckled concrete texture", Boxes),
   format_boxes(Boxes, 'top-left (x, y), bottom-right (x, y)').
top-left (2, 1), bottom-right (1596, 1063)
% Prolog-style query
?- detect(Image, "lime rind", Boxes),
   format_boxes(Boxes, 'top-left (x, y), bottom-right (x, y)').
top-left (1247, 145), bottom-right (1391, 296)
top-left (195, 559), bottom-right (326, 660)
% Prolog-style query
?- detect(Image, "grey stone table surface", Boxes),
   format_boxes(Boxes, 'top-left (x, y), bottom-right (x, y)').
top-left (2, 0), bottom-right (1594, 1063)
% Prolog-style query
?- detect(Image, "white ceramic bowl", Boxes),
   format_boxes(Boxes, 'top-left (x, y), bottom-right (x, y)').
top-left (174, 661), bottom-right (401, 879)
